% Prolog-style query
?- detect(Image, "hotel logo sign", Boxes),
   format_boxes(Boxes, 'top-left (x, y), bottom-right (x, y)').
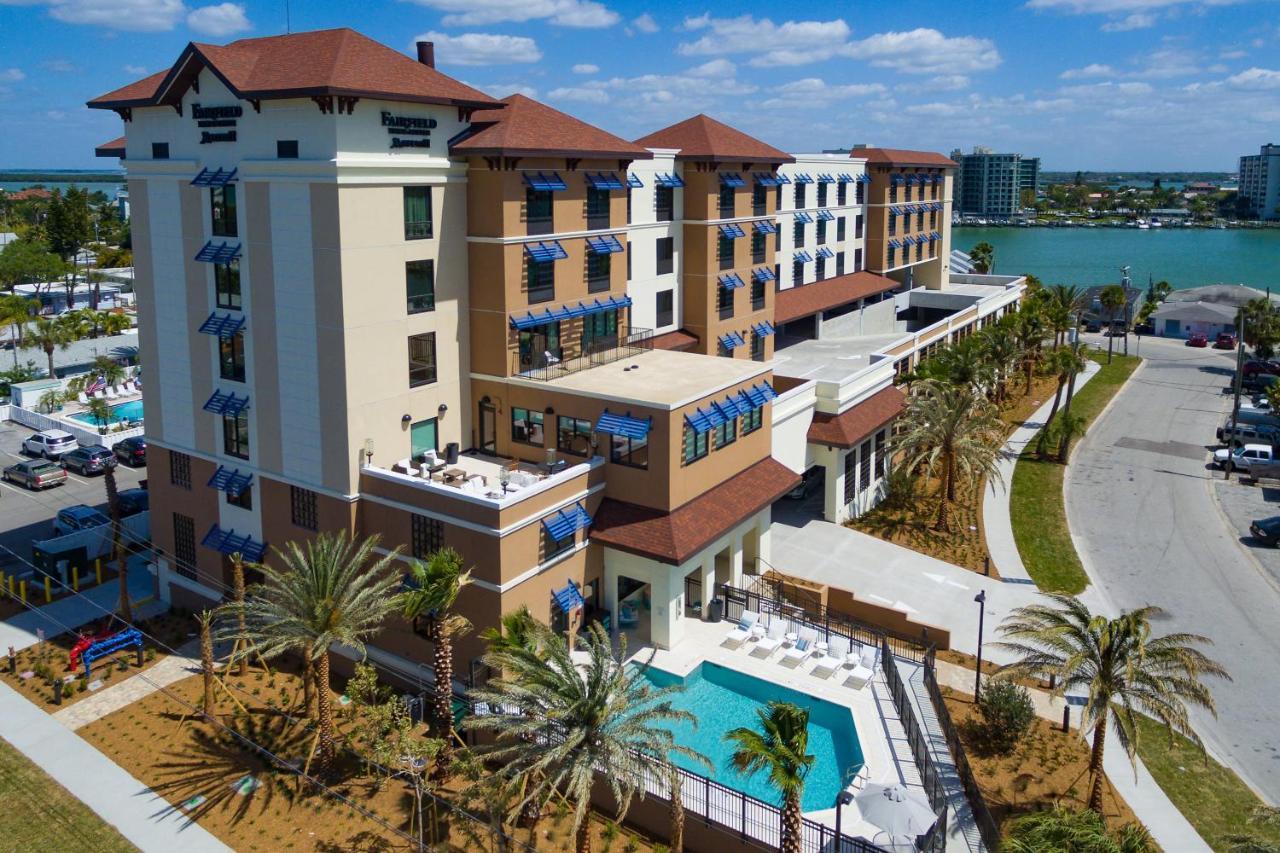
top-left (382, 111), bottom-right (436, 150)
top-left (193, 103), bottom-right (242, 145)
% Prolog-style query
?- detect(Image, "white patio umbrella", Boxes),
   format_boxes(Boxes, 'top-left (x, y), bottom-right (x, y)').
top-left (855, 782), bottom-right (938, 850)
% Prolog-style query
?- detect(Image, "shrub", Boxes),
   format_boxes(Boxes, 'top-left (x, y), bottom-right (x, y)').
top-left (977, 680), bottom-right (1035, 754)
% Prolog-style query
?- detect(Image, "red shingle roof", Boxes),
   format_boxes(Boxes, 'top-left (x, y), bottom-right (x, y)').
top-left (856, 147), bottom-right (956, 168)
top-left (774, 271), bottom-right (900, 325)
top-left (634, 114), bottom-right (793, 163)
top-left (95, 136), bottom-right (126, 158)
top-left (451, 94), bottom-right (650, 159)
top-left (807, 386), bottom-right (905, 448)
top-left (591, 458), bottom-right (799, 565)
top-left (89, 28), bottom-right (499, 110)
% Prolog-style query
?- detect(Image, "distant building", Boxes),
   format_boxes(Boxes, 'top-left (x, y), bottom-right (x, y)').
top-left (1238, 143), bottom-right (1280, 220)
top-left (949, 146), bottom-right (1040, 219)
top-left (1183, 182), bottom-right (1219, 195)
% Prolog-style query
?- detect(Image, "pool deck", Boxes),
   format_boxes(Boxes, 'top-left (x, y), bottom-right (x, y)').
top-left (58, 388), bottom-right (144, 427)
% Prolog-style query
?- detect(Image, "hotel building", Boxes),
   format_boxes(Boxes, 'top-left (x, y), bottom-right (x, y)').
top-left (90, 29), bottom-right (1022, 678)
top-left (948, 146), bottom-right (1040, 220)
top-left (1239, 143), bottom-right (1280, 221)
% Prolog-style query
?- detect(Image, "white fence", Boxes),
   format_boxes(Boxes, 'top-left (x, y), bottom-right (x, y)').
top-left (5, 404), bottom-right (145, 449)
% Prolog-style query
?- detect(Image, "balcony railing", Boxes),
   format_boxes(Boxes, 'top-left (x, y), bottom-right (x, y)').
top-left (514, 324), bottom-right (654, 381)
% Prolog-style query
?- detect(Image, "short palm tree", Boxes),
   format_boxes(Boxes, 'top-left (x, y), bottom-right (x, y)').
top-left (24, 315), bottom-right (74, 379)
top-left (1099, 284), bottom-right (1128, 363)
top-left (1038, 344), bottom-right (1088, 458)
top-left (981, 323), bottom-right (1020, 404)
top-left (1013, 305), bottom-right (1047, 394)
top-left (969, 241), bottom-right (995, 274)
top-left (221, 532), bottom-right (402, 769)
top-left (478, 604), bottom-right (543, 658)
top-left (98, 310), bottom-right (132, 336)
top-left (918, 335), bottom-right (990, 392)
top-left (465, 620), bottom-right (705, 853)
top-left (1005, 804), bottom-right (1154, 852)
top-left (1046, 284), bottom-right (1085, 348)
top-left (724, 701), bottom-right (815, 853)
top-left (0, 294), bottom-right (34, 367)
top-left (993, 595), bottom-right (1230, 814)
top-left (894, 379), bottom-right (1005, 531)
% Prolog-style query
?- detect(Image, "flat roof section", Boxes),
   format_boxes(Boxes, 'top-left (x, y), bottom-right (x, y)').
top-left (530, 348), bottom-right (769, 409)
top-left (771, 333), bottom-right (904, 385)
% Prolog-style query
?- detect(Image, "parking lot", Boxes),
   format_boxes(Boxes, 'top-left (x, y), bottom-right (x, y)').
top-left (0, 420), bottom-right (147, 564)
top-left (1212, 473), bottom-right (1280, 589)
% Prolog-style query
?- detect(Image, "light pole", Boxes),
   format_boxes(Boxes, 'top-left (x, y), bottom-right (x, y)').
top-left (973, 590), bottom-right (987, 702)
top-left (834, 789), bottom-right (855, 843)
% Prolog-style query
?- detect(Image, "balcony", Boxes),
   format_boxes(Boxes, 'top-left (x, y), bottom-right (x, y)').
top-left (366, 450), bottom-right (601, 508)
top-left (514, 324), bottom-right (654, 381)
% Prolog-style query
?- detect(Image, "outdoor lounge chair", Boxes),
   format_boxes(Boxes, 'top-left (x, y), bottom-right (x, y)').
top-left (722, 610), bottom-right (759, 648)
top-left (92, 388), bottom-right (107, 400)
top-left (751, 618), bottom-right (787, 657)
top-left (104, 386), bottom-right (118, 399)
top-left (781, 626), bottom-right (819, 668)
top-left (76, 392), bottom-right (89, 405)
top-left (811, 636), bottom-right (849, 679)
top-left (845, 643), bottom-right (879, 690)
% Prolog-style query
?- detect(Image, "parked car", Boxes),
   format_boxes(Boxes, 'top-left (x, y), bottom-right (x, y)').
top-left (1219, 422), bottom-right (1280, 448)
top-left (1250, 516), bottom-right (1280, 547)
top-left (2, 460), bottom-right (68, 490)
top-left (22, 429), bottom-right (78, 459)
top-left (1187, 332), bottom-right (1209, 347)
top-left (1218, 411), bottom-right (1280, 440)
top-left (60, 445), bottom-right (118, 475)
top-left (113, 437), bottom-right (147, 467)
top-left (53, 505), bottom-right (111, 536)
top-left (1084, 320), bottom-right (1102, 333)
top-left (116, 488), bottom-right (149, 517)
top-left (1215, 332), bottom-right (1238, 349)
top-left (1246, 459), bottom-right (1280, 483)
top-left (1241, 360), bottom-right (1280, 379)
top-left (1133, 321), bottom-right (1154, 335)
top-left (1214, 443), bottom-right (1275, 471)
top-left (1243, 373), bottom-right (1280, 394)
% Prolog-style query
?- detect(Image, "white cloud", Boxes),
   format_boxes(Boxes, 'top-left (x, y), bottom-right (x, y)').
top-left (928, 74), bottom-right (971, 90)
top-left (46, 0), bottom-right (186, 32)
top-left (123, 64), bottom-right (147, 75)
top-left (405, 0), bottom-right (618, 28)
top-left (1059, 80), bottom-right (1154, 96)
top-left (416, 31), bottom-right (542, 66)
top-left (1025, 0), bottom-right (1203, 11)
top-left (0, 68), bottom-right (25, 82)
top-left (1131, 46), bottom-right (1201, 78)
top-left (187, 2), bottom-right (251, 36)
top-left (466, 81), bottom-right (538, 99)
top-left (1225, 67), bottom-right (1280, 89)
top-left (1101, 12), bottom-right (1155, 31)
top-left (548, 86), bottom-right (610, 103)
top-left (1220, 49), bottom-right (1247, 59)
top-left (678, 14), bottom-right (853, 67)
top-left (686, 58), bottom-right (735, 77)
top-left (771, 77), bottom-right (886, 98)
top-left (1060, 63), bottom-right (1116, 79)
top-left (41, 59), bottom-right (78, 72)
top-left (45, 109), bottom-right (67, 119)
top-left (572, 63), bottom-right (599, 74)
top-left (630, 12), bottom-right (658, 33)
top-left (844, 29), bottom-right (1001, 75)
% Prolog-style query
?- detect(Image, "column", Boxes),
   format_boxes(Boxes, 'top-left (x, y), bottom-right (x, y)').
top-left (823, 447), bottom-right (842, 523)
top-left (699, 552), bottom-right (715, 621)
top-left (757, 509), bottom-right (773, 573)
top-left (603, 560), bottom-right (620, 638)
top-left (729, 533), bottom-right (745, 588)
top-left (650, 567), bottom-right (677, 649)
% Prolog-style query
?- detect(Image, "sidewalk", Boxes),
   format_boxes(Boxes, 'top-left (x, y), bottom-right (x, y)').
top-left (53, 639), bottom-right (201, 731)
top-left (983, 360), bottom-right (1100, 582)
top-left (0, 560), bottom-right (157, 653)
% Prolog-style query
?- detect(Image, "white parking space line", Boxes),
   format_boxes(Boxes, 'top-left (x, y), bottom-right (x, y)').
top-left (0, 479), bottom-right (32, 497)
top-left (62, 470), bottom-right (92, 487)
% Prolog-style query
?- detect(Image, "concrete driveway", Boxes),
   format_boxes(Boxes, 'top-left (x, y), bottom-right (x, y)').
top-left (1066, 333), bottom-right (1280, 803)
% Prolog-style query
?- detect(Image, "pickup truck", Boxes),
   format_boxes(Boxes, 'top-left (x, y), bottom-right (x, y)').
top-left (1214, 443), bottom-right (1276, 472)
top-left (1247, 460), bottom-right (1280, 484)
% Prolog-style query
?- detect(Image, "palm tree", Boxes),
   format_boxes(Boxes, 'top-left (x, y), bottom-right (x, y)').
top-left (993, 594), bottom-right (1230, 814)
top-left (1012, 306), bottom-right (1047, 395)
top-left (1005, 805), bottom-right (1154, 852)
top-left (98, 310), bottom-right (131, 336)
top-left (478, 604), bottom-right (542, 658)
top-left (397, 547), bottom-right (473, 750)
top-left (1056, 342), bottom-right (1090, 462)
top-left (103, 462), bottom-right (131, 621)
top-left (969, 241), bottom-right (995, 274)
top-left (981, 323), bottom-right (1020, 404)
top-left (916, 335), bottom-right (990, 392)
top-left (894, 379), bottom-right (1005, 531)
top-left (1099, 284), bottom-right (1127, 364)
top-left (91, 355), bottom-right (126, 389)
top-left (1046, 285), bottom-right (1085, 349)
top-left (1038, 344), bottom-right (1088, 457)
top-left (24, 315), bottom-right (74, 378)
top-left (465, 620), bottom-right (705, 853)
top-left (0, 293), bottom-right (34, 367)
top-left (221, 532), bottom-right (402, 769)
top-left (724, 701), bottom-right (815, 853)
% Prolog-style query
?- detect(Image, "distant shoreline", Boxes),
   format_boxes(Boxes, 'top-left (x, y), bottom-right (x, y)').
top-left (0, 171), bottom-right (124, 184)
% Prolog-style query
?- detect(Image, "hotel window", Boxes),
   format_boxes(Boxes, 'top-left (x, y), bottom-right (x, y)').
top-left (586, 186), bottom-right (611, 230)
top-left (817, 183), bottom-right (828, 207)
top-left (404, 186), bottom-right (433, 240)
top-left (888, 247), bottom-right (896, 267)
top-left (406, 260), bottom-right (435, 314)
top-left (223, 411), bottom-right (249, 460)
top-left (408, 332), bottom-right (437, 387)
top-left (855, 215), bottom-right (864, 239)
top-left (411, 418), bottom-right (437, 459)
top-left (816, 255), bottom-right (827, 280)
top-left (169, 450), bottom-right (191, 489)
top-left (917, 241), bottom-right (925, 261)
top-left (291, 486), bottom-right (318, 531)
top-left (889, 184), bottom-right (898, 203)
top-left (751, 276), bottom-right (766, 311)
top-left (837, 183), bottom-right (847, 205)
top-left (751, 230), bottom-right (766, 264)
top-left (874, 429), bottom-right (887, 478)
top-left (610, 433), bottom-right (648, 469)
top-left (843, 449), bottom-right (858, 503)
top-left (682, 424), bottom-right (708, 464)
top-left (917, 182), bottom-right (926, 201)
top-left (930, 210), bottom-right (938, 229)
top-left (795, 222), bottom-right (806, 246)
top-left (752, 183), bottom-right (768, 216)
top-left (542, 527), bottom-right (576, 561)
top-left (557, 416), bottom-right (593, 456)
top-left (627, 246), bottom-right (631, 280)
top-left (775, 223), bottom-right (783, 252)
top-left (518, 322), bottom-right (561, 369)
top-left (227, 483), bottom-right (252, 510)
top-left (714, 416), bottom-right (736, 448)
top-left (717, 284), bottom-right (734, 320)
top-left (718, 184), bottom-right (735, 218)
top-left (859, 438), bottom-right (873, 487)
top-left (277, 139), bottom-right (299, 158)
top-left (717, 234), bottom-right (735, 271)
top-left (792, 258), bottom-right (804, 285)
top-left (626, 187), bottom-right (633, 223)
top-left (656, 237), bottom-right (674, 274)
top-left (836, 254), bottom-right (846, 276)
top-left (586, 252), bottom-right (611, 294)
top-left (742, 405), bottom-right (763, 434)
top-left (655, 185), bottom-right (674, 222)
top-left (581, 309), bottom-right (617, 351)
top-left (888, 212), bottom-right (897, 237)
top-left (219, 330), bottom-right (246, 382)
top-left (210, 185), bottom-right (237, 238)
top-left (411, 514), bottom-right (444, 559)
top-left (656, 290), bottom-right (673, 327)
top-left (837, 217), bottom-right (846, 243)
top-left (775, 184), bottom-right (783, 208)
top-left (526, 257), bottom-right (555, 303)
top-left (526, 188), bottom-right (553, 235)
top-left (751, 332), bottom-right (766, 362)
top-left (917, 210), bottom-right (924, 230)
top-left (856, 182), bottom-right (865, 204)
top-left (215, 260), bottom-right (241, 310)
top-left (172, 513), bottom-right (196, 579)
top-left (816, 219), bottom-right (827, 245)
top-left (795, 183), bottom-right (806, 208)
top-left (512, 407), bottom-right (544, 446)
top-left (152, 142), bottom-right (169, 159)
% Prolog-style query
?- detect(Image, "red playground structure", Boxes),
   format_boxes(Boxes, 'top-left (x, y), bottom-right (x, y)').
top-left (68, 627), bottom-right (117, 671)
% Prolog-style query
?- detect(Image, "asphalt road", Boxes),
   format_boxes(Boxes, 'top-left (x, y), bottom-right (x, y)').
top-left (1066, 333), bottom-right (1280, 803)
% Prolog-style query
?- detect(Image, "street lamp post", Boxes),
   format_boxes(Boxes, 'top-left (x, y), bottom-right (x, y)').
top-left (974, 590), bottom-right (987, 702)
top-left (834, 789), bottom-right (855, 844)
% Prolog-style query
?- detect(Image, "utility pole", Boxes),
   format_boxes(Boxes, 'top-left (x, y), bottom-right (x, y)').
top-left (1228, 312), bottom-right (1246, 481)
top-left (1120, 265), bottom-right (1132, 357)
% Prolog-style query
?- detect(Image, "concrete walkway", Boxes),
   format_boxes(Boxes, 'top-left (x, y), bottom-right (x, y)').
top-left (983, 360), bottom-right (1100, 583)
top-left (0, 564), bottom-right (157, 653)
top-left (53, 640), bottom-right (201, 731)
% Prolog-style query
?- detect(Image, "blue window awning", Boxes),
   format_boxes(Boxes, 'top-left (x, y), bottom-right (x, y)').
top-left (712, 398), bottom-right (743, 422)
top-left (719, 331), bottom-right (746, 350)
top-left (718, 273), bottom-right (746, 290)
top-left (793, 173), bottom-right (814, 184)
top-left (817, 174), bottom-right (836, 183)
top-left (204, 389), bottom-right (250, 416)
top-left (524, 172), bottom-right (567, 191)
top-left (720, 172), bottom-right (746, 188)
top-left (793, 250), bottom-right (812, 263)
top-left (753, 220), bottom-right (777, 235)
top-left (753, 172), bottom-right (781, 186)
top-left (775, 173), bottom-right (792, 184)
top-left (889, 206), bottom-right (905, 217)
top-left (932, 174), bottom-right (942, 183)
top-left (655, 172), bottom-right (685, 188)
top-left (207, 466), bottom-right (253, 495)
top-left (837, 173), bottom-right (855, 183)
top-left (753, 320), bottom-right (776, 338)
top-left (552, 579), bottom-right (586, 612)
top-left (890, 173), bottom-right (905, 184)
top-left (752, 267), bottom-right (776, 283)
top-left (596, 409), bottom-right (652, 439)
top-left (793, 211), bottom-right (813, 224)
top-left (933, 202), bottom-right (944, 211)
top-left (585, 172), bottom-right (624, 190)
top-left (202, 524), bottom-right (266, 562)
top-left (858, 174), bottom-right (871, 184)
top-left (743, 381), bottom-right (778, 407)
top-left (190, 167), bottom-right (237, 187)
top-left (929, 232), bottom-right (940, 241)
top-left (194, 241), bottom-right (241, 264)
top-left (816, 246), bottom-right (835, 259)
top-left (586, 234), bottom-right (625, 254)
top-left (816, 209), bottom-right (835, 221)
top-left (197, 312), bottom-right (244, 339)
top-left (718, 223), bottom-right (746, 239)
top-left (686, 404), bottom-right (726, 433)
top-left (510, 294), bottom-right (631, 329)
top-left (524, 241), bottom-right (569, 262)
top-left (626, 173), bottom-right (644, 188)
top-left (543, 504), bottom-right (592, 543)
top-left (888, 239), bottom-right (902, 249)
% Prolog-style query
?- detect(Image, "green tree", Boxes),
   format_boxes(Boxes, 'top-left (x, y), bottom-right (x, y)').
top-left (0, 293), bottom-right (35, 366)
top-left (465, 620), bottom-right (704, 853)
top-left (981, 323), bottom-right (1020, 404)
top-left (724, 701), bottom-right (815, 853)
top-left (969, 241), bottom-right (995, 274)
top-left (0, 239), bottom-right (65, 295)
top-left (1099, 284), bottom-right (1128, 364)
top-left (1013, 305), bottom-right (1047, 394)
top-left (220, 532), bottom-right (402, 770)
top-left (1038, 344), bottom-right (1087, 458)
top-left (98, 310), bottom-right (131, 336)
top-left (1005, 805), bottom-right (1154, 852)
top-left (1240, 298), bottom-right (1280, 360)
top-left (894, 379), bottom-right (1004, 531)
top-left (23, 315), bottom-right (74, 379)
top-left (91, 355), bottom-right (126, 387)
top-left (1046, 284), bottom-right (1086, 349)
top-left (85, 396), bottom-right (112, 429)
top-left (46, 188), bottom-right (92, 311)
top-left (1151, 281), bottom-right (1173, 302)
top-left (0, 360), bottom-right (42, 395)
top-left (994, 595), bottom-right (1230, 814)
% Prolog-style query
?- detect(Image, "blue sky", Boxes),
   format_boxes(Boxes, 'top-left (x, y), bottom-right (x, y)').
top-left (0, 0), bottom-right (1277, 170)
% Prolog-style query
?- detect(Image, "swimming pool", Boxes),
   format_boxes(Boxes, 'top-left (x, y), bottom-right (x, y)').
top-left (68, 399), bottom-right (145, 426)
top-left (634, 662), bottom-right (863, 811)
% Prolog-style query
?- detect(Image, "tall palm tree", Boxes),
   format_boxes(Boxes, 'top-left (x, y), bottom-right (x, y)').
top-left (397, 547), bottom-right (473, 748)
top-left (102, 461), bottom-right (131, 621)
top-left (1012, 306), bottom-right (1047, 395)
top-left (969, 241), bottom-right (995, 274)
top-left (1046, 284), bottom-right (1086, 349)
top-left (724, 701), bottom-right (815, 853)
top-left (24, 315), bottom-right (73, 379)
top-left (993, 594), bottom-right (1230, 814)
top-left (465, 620), bottom-right (705, 853)
top-left (916, 335), bottom-right (990, 392)
top-left (981, 323), bottom-right (1020, 404)
top-left (221, 532), bottom-right (402, 769)
top-left (98, 310), bottom-right (132, 336)
top-left (1038, 344), bottom-right (1088, 457)
top-left (1099, 284), bottom-right (1128, 364)
top-left (894, 379), bottom-right (1005, 531)
top-left (478, 604), bottom-right (542, 658)
top-left (0, 293), bottom-right (34, 367)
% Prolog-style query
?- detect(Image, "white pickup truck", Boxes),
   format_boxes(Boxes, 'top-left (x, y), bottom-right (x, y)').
top-left (1214, 443), bottom-right (1276, 472)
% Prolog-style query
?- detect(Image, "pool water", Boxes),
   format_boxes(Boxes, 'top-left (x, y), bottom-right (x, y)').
top-left (69, 399), bottom-right (144, 426)
top-left (634, 662), bottom-right (863, 811)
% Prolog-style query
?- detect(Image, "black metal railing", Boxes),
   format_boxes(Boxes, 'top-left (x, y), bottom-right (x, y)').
top-left (881, 641), bottom-right (950, 853)
top-left (514, 325), bottom-right (654, 382)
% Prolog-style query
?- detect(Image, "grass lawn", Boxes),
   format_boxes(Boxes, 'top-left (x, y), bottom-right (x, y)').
top-left (1134, 715), bottom-right (1280, 852)
top-left (0, 735), bottom-right (135, 852)
top-left (1010, 353), bottom-right (1141, 593)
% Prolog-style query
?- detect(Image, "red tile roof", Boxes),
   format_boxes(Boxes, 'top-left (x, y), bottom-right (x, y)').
top-left (451, 94), bottom-right (650, 159)
top-left (591, 458), bottom-right (799, 565)
top-left (774, 271), bottom-right (900, 325)
top-left (856, 147), bottom-right (957, 168)
top-left (95, 136), bottom-right (126, 158)
top-left (650, 329), bottom-right (699, 352)
top-left (634, 114), bottom-right (793, 164)
top-left (5, 188), bottom-right (52, 201)
top-left (89, 28), bottom-right (499, 110)
top-left (807, 386), bottom-right (905, 448)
